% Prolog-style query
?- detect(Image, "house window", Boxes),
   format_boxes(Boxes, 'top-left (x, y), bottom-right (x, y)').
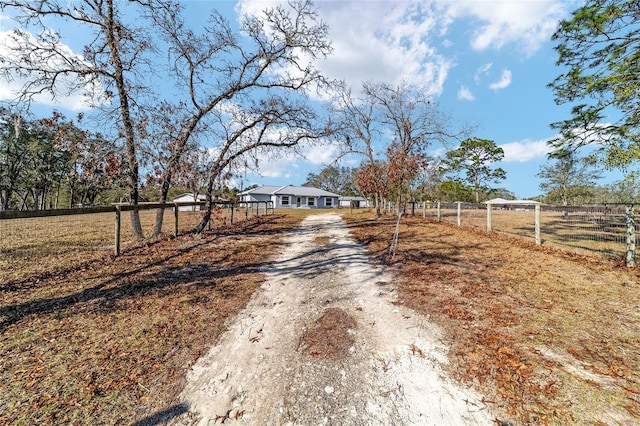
top-left (282, 195), bottom-right (290, 205)
top-left (325, 198), bottom-right (332, 207)
top-left (308, 197), bottom-right (315, 206)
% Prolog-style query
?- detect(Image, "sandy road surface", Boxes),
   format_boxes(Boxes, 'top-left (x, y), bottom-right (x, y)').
top-left (172, 213), bottom-right (494, 425)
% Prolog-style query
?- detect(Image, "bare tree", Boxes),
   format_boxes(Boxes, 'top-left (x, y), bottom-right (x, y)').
top-left (1, 0), bottom-right (336, 238)
top-left (0, 0), bottom-right (169, 237)
top-left (331, 84), bottom-right (384, 216)
top-left (150, 0), bottom-right (336, 233)
top-left (336, 80), bottom-right (464, 254)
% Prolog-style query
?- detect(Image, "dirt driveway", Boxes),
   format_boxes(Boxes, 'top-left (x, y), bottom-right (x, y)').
top-left (172, 213), bottom-right (494, 425)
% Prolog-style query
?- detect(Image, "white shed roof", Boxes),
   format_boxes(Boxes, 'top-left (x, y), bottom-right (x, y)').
top-left (173, 193), bottom-right (207, 202)
top-left (484, 198), bottom-right (540, 204)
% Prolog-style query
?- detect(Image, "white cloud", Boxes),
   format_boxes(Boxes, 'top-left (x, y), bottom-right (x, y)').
top-left (237, 0), bottom-right (454, 96)
top-left (239, 138), bottom-right (339, 180)
top-left (0, 30), bottom-right (102, 111)
top-left (257, 153), bottom-right (298, 179)
top-left (300, 141), bottom-right (339, 166)
top-left (457, 85), bottom-right (475, 101)
top-left (501, 139), bottom-right (551, 162)
top-left (489, 69), bottom-right (512, 90)
top-left (474, 63), bottom-right (492, 84)
top-left (445, 1), bottom-right (572, 56)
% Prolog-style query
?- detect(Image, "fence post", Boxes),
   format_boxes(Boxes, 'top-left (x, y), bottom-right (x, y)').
top-left (626, 205), bottom-right (635, 267)
top-left (486, 203), bottom-right (492, 231)
top-left (230, 203), bottom-right (234, 224)
top-left (114, 206), bottom-right (121, 256)
top-left (174, 204), bottom-right (179, 237)
top-left (457, 202), bottom-right (461, 226)
top-left (423, 202), bottom-right (426, 218)
top-left (535, 204), bottom-right (541, 245)
top-left (437, 201), bottom-right (441, 222)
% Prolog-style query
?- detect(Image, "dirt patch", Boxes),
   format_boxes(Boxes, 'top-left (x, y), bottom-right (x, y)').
top-left (300, 307), bottom-right (357, 360)
top-left (172, 213), bottom-right (495, 425)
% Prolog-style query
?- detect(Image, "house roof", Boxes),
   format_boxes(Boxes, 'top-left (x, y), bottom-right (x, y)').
top-left (240, 185), bottom-right (283, 195)
top-left (241, 185), bottom-right (340, 198)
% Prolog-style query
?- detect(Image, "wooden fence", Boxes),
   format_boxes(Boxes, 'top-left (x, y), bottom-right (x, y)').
top-left (394, 201), bottom-right (638, 267)
top-left (0, 200), bottom-right (274, 257)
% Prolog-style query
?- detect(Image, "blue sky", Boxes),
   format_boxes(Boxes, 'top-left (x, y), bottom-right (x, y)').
top-left (0, 0), bottom-right (630, 198)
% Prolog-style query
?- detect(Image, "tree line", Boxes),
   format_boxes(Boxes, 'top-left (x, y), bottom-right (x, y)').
top-left (0, 109), bottom-right (122, 210)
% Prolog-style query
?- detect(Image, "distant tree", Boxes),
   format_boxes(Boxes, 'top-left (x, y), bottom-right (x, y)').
top-left (536, 148), bottom-right (602, 205)
top-left (549, 0), bottom-right (640, 169)
top-left (487, 187), bottom-right (516, 200)
top-left (444, 138), bottom-right (506, 204)
top-left (0, 108), bottom-right (121, 210)
top-left (304, 165), bottom-right (356, 195)
top-left (0, 107), bottom-right (28, 210)
top-left (411, 157), bottom-right (444, 202)
top-left (42, 112), bottom-right (121, 207)
top-left (606, 171), bottom-right (640, 203)
top-left (439, 180), bottom-right (473, 203)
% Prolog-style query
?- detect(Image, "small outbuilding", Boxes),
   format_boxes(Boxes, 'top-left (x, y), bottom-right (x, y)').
top-left (338, 196), bottom-right (371, 208)
top-left (172, 193), bottom-right (207, 211)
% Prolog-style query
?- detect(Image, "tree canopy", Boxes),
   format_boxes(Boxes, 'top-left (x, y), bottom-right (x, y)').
top-left (536, 148), bottom-right (602, 205)
top-left (549, 0), bottom-right (640, 169)
top-left (444, 137), bottom-right (506, 204)
top-left (0, 108), bottom-right (120, 210)
top-left (303, 165), bottom-right (357, 195)
top-left (1, 0), bottom-right (336, 236)
top-left (333, 80), bottom-right (460, 218)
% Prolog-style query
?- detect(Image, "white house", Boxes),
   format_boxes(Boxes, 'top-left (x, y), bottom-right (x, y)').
top-left (239, 185), bottom-right (340, 209)
top-left (172, 193), bottom-right (207, 211)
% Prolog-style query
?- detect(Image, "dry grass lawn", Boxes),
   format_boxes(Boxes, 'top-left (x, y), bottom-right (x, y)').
top-left (344, 210), bottom-right (640, 425)
top-left (0, 207), bottom-right (261, 284)
top-left (0, 213), bottom-right (304, 425)
top-left (2, 208), bottom-right (639, 425)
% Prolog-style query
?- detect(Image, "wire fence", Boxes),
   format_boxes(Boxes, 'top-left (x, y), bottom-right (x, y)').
top-left (0, 201), bottom-right (273, 284)
top-left (398, 202), bottom-right (638, 266)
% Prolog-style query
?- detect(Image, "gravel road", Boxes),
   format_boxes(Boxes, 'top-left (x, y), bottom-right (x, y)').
top-left (171, 213), bottom-right (494, 425)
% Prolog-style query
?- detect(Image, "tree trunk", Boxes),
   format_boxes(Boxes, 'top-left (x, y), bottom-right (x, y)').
top-left (194, 198), bottom-right (212, 234)
top-left (106, 0), bottom-right (143, 239)
top-left (374, 192), bottom-right (382, 218)
top-left (389, 211), bottom-right (402, 257)
top-left (153, 180), bottom-right (171, 237)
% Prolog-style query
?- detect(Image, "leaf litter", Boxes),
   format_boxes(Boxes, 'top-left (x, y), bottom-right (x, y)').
top-left (345, 212), bottom-right (640, 425)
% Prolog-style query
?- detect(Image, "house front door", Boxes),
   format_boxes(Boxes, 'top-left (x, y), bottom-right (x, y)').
top-left (297, 197), bottom-right (301, 207)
